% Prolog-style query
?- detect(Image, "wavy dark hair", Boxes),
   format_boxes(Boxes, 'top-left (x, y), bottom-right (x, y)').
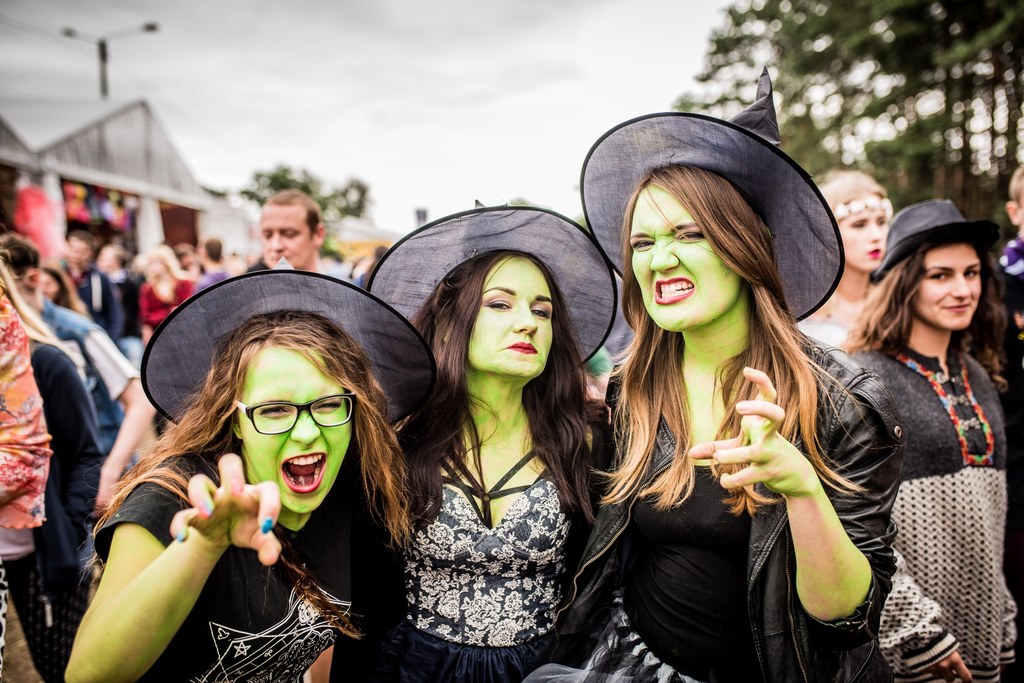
top-left (846, 241), bottom-right (1006, 389)
top-left (99, 310), bottom-right (411, 637)
top-left (400, 251), bottom-right (599, 525)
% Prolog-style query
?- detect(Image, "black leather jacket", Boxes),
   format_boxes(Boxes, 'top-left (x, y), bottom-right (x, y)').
top-left (551, 344), bottom-right (904, 682)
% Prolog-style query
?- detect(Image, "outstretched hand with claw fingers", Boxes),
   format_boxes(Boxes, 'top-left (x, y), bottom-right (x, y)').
top-left (688, 367), bottom-right (821, 498)
top-left (169, 453), bottom-right (283, 566)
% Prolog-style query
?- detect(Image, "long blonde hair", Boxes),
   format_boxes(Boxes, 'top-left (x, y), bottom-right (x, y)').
top-left (817, 170), bottom-right (887, 209)
top-left (605, 166), bottom-right (856, 514)
top-left (99, 310), bottom-right (411, 637)
top-left (0, 254), bottom-right (63, 349)
top-left (144, 245), bottom-right (189, 301)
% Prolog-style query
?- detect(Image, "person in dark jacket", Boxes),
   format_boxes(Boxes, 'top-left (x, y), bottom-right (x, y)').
top-left (65, 229), bottom-right (122, 344)
top-left (527, 69), bottom-right (904, 683)
top-left (1000, 166), bottom-right (1024, 683)
top-left (363, 206), bottom-right (617, 682)
top-left (0, 340), bottom-right (102, 681)
top-left (96, 243), bottom-right (144, 368)
top-left (1, 242), bottom-right (101, 683)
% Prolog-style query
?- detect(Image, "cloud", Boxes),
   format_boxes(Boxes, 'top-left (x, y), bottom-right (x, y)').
top-left (1, 0), bottom-right (734, 232)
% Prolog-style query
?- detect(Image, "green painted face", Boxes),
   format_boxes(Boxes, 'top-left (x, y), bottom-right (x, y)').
top-left (630, 185), bottom-right (749, 335)
top-left (234, 347), bottom-right (351, 530)
top-left (466, 256), bottom-right (553, 387)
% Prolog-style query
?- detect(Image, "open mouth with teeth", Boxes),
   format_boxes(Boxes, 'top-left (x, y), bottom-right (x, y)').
top-left (281, 453), bottom-right (326, 493)
top-left (656, 279), bottom-right (694, 304)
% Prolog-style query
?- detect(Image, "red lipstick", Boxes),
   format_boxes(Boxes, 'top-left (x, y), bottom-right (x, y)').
top-left (508, 342), bottom-right (537, 354)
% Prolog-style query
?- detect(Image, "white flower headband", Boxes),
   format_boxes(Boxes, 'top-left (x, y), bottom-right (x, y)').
top-left (832, 197), bottom-right (893, 221)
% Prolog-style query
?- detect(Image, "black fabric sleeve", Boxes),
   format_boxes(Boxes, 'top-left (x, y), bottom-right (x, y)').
top-left (99, 273), bottom-right (124, 341)
top-left (32, 343), bottom-right (103, 532)
top-left (95, 479), bottom-right (190, 560)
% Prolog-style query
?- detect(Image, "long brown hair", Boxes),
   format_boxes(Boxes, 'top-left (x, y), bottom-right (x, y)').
top-left (39, 260), bottom-right (90, 317)
top-left (605, 165), bottom-right (856, 514)
top-left (401, 251), bottom-right (600, 525)
top-left (845, 242), bottom-right (1006, 389)
top-left (99, 310), bottom-right (411, 637)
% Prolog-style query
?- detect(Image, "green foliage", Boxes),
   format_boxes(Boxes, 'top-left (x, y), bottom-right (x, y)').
top-left (202, 185), bottom-right (229, 199)
top-left (239, 164), bottom-right (371, 224)
top-left (678, 0), bottom-right (1024, 229)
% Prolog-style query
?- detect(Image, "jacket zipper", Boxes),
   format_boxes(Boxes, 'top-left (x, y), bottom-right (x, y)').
top-left (43, 593), bottom-right (53, 628)
top-left (556, 444), bottom-right (675, 622)
top-left (783, 533), bottom-right (810, 683)
top-left (556, 500), bottom-right (634, 622)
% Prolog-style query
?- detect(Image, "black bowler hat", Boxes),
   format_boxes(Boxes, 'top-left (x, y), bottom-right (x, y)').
top-left (871, 199), bottom-right (999, 282)
top-left (580, 68), bottom-right (841, 321)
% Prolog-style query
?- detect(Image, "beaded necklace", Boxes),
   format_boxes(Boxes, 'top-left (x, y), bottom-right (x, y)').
top-left (895, 351), bottom-right (994, 466)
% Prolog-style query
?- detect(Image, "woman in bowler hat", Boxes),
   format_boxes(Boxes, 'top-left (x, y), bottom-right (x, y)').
top-left (849, 199), bottom-right (1014, 682)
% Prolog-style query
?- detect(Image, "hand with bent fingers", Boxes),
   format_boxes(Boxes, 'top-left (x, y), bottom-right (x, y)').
top-left (169, 453), bottom-right (283, 566)
top-left (688, 367), bottom-right (821, 498)
top-left (926, 651), bottom-right (972, 682)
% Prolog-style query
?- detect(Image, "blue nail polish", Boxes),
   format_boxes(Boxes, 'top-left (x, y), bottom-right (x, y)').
top-left (176, 528), bottom-right (187, 543)
top-left (261, 517), bottom-right (273, 534)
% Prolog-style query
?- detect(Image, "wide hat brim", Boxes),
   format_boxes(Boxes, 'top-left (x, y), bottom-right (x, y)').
top-left (367, 206), bottom-right (617, 361)
top-left (580, 112), bottom-right (842, 321)
top-left (142, 269), bottom-right (435, 423)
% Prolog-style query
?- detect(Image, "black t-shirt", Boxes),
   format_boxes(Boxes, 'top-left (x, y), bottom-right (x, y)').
top-left (96, 457), bottom-right (351, 682)
top-left (624, 466), bottom-right (762, 682)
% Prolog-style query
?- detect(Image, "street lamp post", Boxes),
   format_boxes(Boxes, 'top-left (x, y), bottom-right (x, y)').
top-left (61, 22), bottom-right (159, 99)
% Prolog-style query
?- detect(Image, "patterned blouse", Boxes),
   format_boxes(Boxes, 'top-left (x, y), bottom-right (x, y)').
top-left (0, 294), bottom-right (51, 529)
top-left (404, 478), bottom-right (569, 647)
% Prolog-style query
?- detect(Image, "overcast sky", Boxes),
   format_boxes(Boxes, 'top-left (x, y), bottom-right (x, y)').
top-left (0, 0), bottom-right (737, 237)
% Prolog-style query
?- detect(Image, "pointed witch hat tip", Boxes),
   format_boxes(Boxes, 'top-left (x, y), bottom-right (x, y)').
top-left (756, 66), bottom-right (772, 99)
top-left (728, 66), bottom-right (781, 146)
top-left (273, 257), bottom-right (295, 270)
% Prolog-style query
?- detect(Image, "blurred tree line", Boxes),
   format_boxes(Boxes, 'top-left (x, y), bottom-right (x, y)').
top-left (240, 164), bottom-right (370, 224)
top-left (678, 0), bottom-right (1023, 231)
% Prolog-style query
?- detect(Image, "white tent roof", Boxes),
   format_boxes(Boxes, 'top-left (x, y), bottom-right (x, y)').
top-left (0, 99), bottom-right (208, 209)
top-left (0, 99), bottom-right (130, 151)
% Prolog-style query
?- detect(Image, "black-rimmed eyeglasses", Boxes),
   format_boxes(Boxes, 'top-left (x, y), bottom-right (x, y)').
top-left (236, 393), bottom-right (356, 435)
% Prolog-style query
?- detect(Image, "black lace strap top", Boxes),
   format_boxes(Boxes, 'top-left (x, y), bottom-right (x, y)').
top-left (442, 451), bottom-right (538, 528)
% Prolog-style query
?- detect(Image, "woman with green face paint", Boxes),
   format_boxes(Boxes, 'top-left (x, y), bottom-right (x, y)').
top-left (66, 269), bottom-right (434, 683)
top-left (364, 206), bottom-right (618, 682)
top-left (527, 71), bottom-right (904, 683)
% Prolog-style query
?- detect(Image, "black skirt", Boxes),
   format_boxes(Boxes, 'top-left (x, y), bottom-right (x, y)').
top-left (372, 618), bottom-right (556, 683)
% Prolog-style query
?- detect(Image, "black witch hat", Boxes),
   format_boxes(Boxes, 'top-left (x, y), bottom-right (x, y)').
top-left (143, 267), bottom-right (435, 423)
top-left (367, 205), bottom-right (617, 361)
top-left (580, 68), bottom-right (842, 321)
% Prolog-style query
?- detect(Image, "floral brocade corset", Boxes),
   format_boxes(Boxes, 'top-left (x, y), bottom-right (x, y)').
top-left (405, 479), bottom-right (569, 647)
